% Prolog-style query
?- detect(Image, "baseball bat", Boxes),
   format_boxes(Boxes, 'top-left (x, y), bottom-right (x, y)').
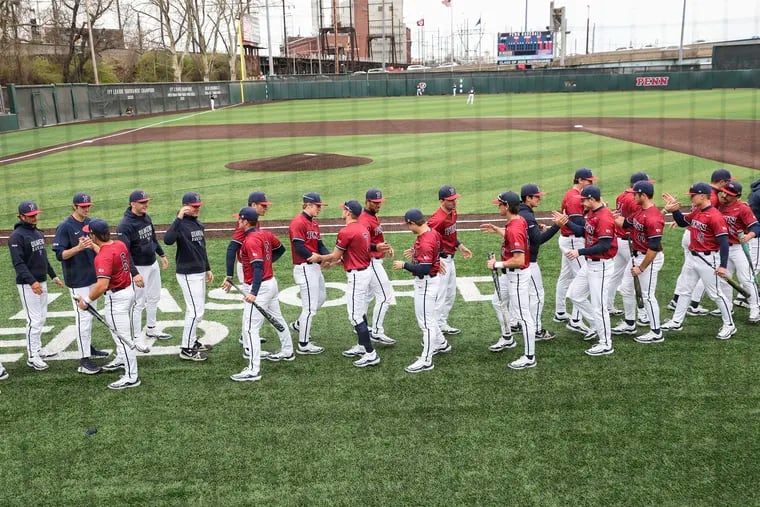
top-left (689, 251), bottom-right (751, 299)
top-left (73, 295), bottom-right (150, 353)
top-left (738, 232), bottom-right (758, 283)
top-left (488, 252), bottom-right (511, 325)
top-left (626, 236), bottom-right (645, 309)
top-left (228, 281), bottom-right (286, 332)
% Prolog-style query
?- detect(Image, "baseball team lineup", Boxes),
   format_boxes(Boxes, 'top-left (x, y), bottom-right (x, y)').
top-left (4, 167), bottom-right (760, 387)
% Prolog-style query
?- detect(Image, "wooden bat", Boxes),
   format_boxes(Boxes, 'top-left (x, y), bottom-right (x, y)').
top-left (627, 236), bottom-right (645, 309)
top-left (73, 295), bottom-right (150, 353)
top-left (689, 251), bottom-right (751, 299)
top-left (228, 281), bottom-right (286, 332)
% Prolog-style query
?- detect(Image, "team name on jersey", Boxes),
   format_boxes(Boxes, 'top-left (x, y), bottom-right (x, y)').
top-left (584, 223), bottom-right (596, 235)
top-left (306, 231), bottom-right (321, 240)
top-left (373, 225), bottom-right (383, 236)
top-left (689, 219), bottom-right (708, 232)
top-left (443, 224), bottom-right (457, 235)
top-left (138, 225), bottom-right (153, 240)
top-left (30, 238), bottom-right (45, 252)
top-left (191, 230), bottom-right (204, 242)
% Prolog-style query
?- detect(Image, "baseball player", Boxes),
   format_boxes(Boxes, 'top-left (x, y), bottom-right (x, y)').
top-left (53, 192), bottom-right (109, 375)
top-left (393, 209), bottom-right (444, 373)
top-left (613, 181), bottom-right (666, 343)
top-left (358, 188), bottom-right (396, 345)
top-left (482, 192), bottom-right (536, 369)
top-left (116, 190), bottom-right (169, 343)
top-left (662, 183), bottom-right (736, 339)
top-left (554, 169), bottom-right (596, 338)
top-left (288, 192), bottom-right (331, 354)
top-left (229, 207), bottom-right (294, 382)
top-left (717, 181), bottom-right (760, 322)
top-left (163, 192), bottom-right (214, 361)
top-left (309, 200), bottom-right (380, 368)
top-left (429, 185), bottom-right (473, 335)
top-left (740, 177), bottom-right (760, 308)
top-left (9, 201), bottom-right (65, 371)
top-left (466, 87), bottom-right (475, 104)
top-left (77, 219), bottom-right (140, 390)
top-left (562, 185), bottom-right (618, 356)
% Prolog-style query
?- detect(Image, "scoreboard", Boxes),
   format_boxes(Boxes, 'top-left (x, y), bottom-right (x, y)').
top-left (497, 31), bottom-right (553, 64)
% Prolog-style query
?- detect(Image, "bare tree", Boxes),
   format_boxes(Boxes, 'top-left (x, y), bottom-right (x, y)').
top-left (136, 0), bottom-right (191, 82)
top-left (214, 0), bottom-right (252, 81)
top-left (186, 0), bottom-right (218, 81)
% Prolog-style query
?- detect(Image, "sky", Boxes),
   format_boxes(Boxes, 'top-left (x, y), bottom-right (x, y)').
top-left (281, 0), bottom-right (760, 60)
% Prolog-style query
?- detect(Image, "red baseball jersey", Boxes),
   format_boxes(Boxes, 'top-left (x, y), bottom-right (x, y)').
top-left (500, 215), bottom-right (530, 270)
top-left (358, 210), bottom-right (386, 259)
top-left (240, 229), bottom-right (281, 284)
top-left (428, 207), bottom-right (458, 255)
top-left (411, 229), bottom-right (442, 277)
top-left (335, 221), bottom-right (371, 271)
top-left (560, 187), bottom-right (584, 236)
top-left (289, 212), bottom-right (322, 265)
top-left (583, 206), bottom-right (618, 260)
top-left (684, 206), bottom-right (728, 251)
top-left (614, 190), bottom-right (641, 237)
top-left (718, 200), bottom-right (758, 245)
top-left (94, 241), bottom-right (132, 290)
top-left (630, 206), bottom-right (665, 253)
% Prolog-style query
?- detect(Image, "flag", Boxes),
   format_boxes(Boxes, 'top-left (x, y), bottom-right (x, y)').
top-left (475, 17), bottom-right (481, 27)
top-left (416, 18), bottom-right (425, 27)
top-left (441, 0), bottom-right (451, 7)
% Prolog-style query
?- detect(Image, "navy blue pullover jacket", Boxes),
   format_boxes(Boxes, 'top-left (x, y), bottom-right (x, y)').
top-left (163, 215), bottom-right (211, 274)
top-left (116, 208), bottom-right (166, 272)
top-left (52, 215), bottom-right (96, 288)
top-left (9, 221), bottom-right (57, 284)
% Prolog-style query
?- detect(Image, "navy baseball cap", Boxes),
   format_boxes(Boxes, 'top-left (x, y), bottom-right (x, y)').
top-left (579, 185), bottom-right (602, 200)
top-left (83, 218), bottom-right (109, 235)
top-left (248, 191), bottom-right (271, 205)
top-left (129, 190), bottom-right (151, 203)
top-left (722, 181), bottom-right (743, 196)
top-left (520, 184), bottom-right (546, 199)
top-left (303, 192), bottom-right (327, 205)
top-left (365, 188), bottom-right (386, 203)
top-left (404, 208), bottom-right (425, 224)
top-left (574, 168), bottom-right (598, 181)
top-left (687, 182), bottom-right (713, 195)
top-left (182, 192), bottom-right (203, 207)
top-left (235, 206), bottom-right (259, 221)
top-left (631, 181), bottom-right (655, 197)
top-left (710, 169), bottom-right (734, 183)
top-left (18, 201), bottom-right (42, 216)
top-left (73, 192), bottom-right (93, 206)
top-left (492, 191), bottom-right (521, 206)
top-left (438, 185), bottom-right (461, 201)
top-left (630, 172), bottom-right (654, 185)
top-left (341, 200), bottom-right (362, 216)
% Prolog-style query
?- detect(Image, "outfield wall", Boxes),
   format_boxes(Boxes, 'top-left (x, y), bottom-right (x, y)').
top-left (5, 69), bottom-right (760, 131)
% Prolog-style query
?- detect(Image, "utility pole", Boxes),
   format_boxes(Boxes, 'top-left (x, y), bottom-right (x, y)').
top-left (265, 0), bottom-right (275, 75)
top-left (83, 0), bottom-right (99, 84)
top-left (381, 0), bottom-right (386, 70)
top-left (332, 0), bottom-right (338, 74)
top-left (282, 0), bottom-right (287, 63)
top-left (678, 0), bottom-right (686, 65)
top-left (585, 5), bottom-right (590, 54)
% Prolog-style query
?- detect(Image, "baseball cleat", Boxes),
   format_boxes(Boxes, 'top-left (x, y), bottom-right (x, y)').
top-left (90, 346), bottom-right (110, 358)
top-left (733, 297), bottom-right (750, 309)
top-left (0, 368), bottom-right (9, 380)
top-left (660, 319), bottom-right (683, 331)
top-left (108, 376), bottom-right (141, 390)
top-left (585, 344), bottom-right (614, 356)
top-left (342, 344), bottom-right (367, 358)
top-left (353, 350), bottom-right (380, 368)
top-left (440, 325), bottom-right (461, 335)
top-left (552, 312), bottom-right (571, 323)
top-left (716, 324), bottom-right (737, 340)
top-left (146, 328), bottom-right (172, 340)
top-left (180, 348), bottom-right (208, 361)
top-left (634, 331), bottom-right (664, 344)
top-left (686, 305), bottom-right (709, 316)
top-left (488, 335), bottom-right (516, 352)
top-left (405, 358), bottom-right (434, 374)
top-left (192, 341), bottom-right (213, 352)
top-left (230, 368), bottom-right (262, 382)
top-left (534, 329), bottom-right (556, 341)
top-left (101, 359), bottom-right (125, 372)
top-left (296, 342), bottom-right (324, 355)
top-left (370, 333), bottom-right (396, 345)
top-left (265, 351), bottom-right (295, 362)
top-left (507, 355), bottom-right (536, 370)
top-left (611, 322), bottom-right (637, 335)
top-left (77, 357), bottom-right (101, 374)
top-left (433, 341), bottom-right (452, 355)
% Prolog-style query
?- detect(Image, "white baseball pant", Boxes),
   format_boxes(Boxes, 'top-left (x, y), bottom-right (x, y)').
top-left (505, 268), bottom-right (536, 357)
top-left (293, 263), bottom-right (326, 344)
top-left (674, 229), bottom-right (706, 302)
top-left (346, 268), bottom-right (372, 327)
top-left (606, 237), bottom-right (630, 308)
top-left (528, 263), bottom-right (546, 332)
top-left (17, 282), bottom-right (49, 360)
top-left (242, 278), bottom-right (294, 372)
top-left (671, 252), bottom-right (733, 326)
top-left (176, 272), bottom-right (206, 349)
top-left (749, 236), bottom-right (760, 272)
top-left (414, 275), bottom-right (441, 363)
top-left (69, 285), bottom-right (95, 359)
top-left (132, 261), bottom-right (162, 338)
top-left (436, 255), bottom-right (457, 328)
top-left (368, 258), bottom-right (396, 336)
top-left (620, 252), bottom-right (664, 330)
top-left (105, 286), bottom-right (138, 380)
top-left (721, 244), bottom-right (760, 312)
top-left (555, 235), bottom-right (585, 320)
top-left (568, 259), bottom-right (614, 348)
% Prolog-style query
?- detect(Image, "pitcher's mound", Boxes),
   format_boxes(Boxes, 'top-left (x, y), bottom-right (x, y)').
top-left (226, 152), bottom-right (373, 172)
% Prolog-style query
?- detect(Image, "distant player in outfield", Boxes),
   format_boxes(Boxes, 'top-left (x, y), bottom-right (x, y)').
top-left (9, 200), bottom-right (64, 373)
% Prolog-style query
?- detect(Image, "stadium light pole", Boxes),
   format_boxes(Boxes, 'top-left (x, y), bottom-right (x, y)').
top-left (524, 0), bottom-right (527, 32)
top-left (83, 0), bottom-right (100, 84)
top-left (265, 0), bottom-right (275, 75)
top-left (678, 0), bottom-right (686, 65)
top-left (585, 5), bottom-right (590, 54)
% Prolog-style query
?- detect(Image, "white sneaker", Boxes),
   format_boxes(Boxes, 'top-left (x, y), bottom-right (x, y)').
top-left (667, 299), bottom-right (678, 311)
top-left (433, 340), bottom-right (452, 355)
top-left (661, 319), bottom-right (683, 331)
top-left (634, 331), bottom-right (664, 344)
top-left (508, 355), bottom-right (536, 370)
top-left (0, 368), bottom-right (8, 380)
top-left (353, 350), bottom-right (380, 368)
top-left (107, 376), bottom-right (141, 390)
top-left (716, 324), bottom-right (737, 340)
top-left (342, 344), bottom-right (367, 357)
top-left (709, 308), bottom-right (722, 316)
top-left (26, 356), bottom-right (49, 371)
top-left (243, 349), bottom-right (270, 359)
top-left (145, 328), bottom-right (171, 340)
top-left (488, 335), bottom-right (516, 352)
top-left (101, 359), bottom-right (125, 372)
top-left (230, 368), bottom-right (262, 382)
top-left (553, 312), bottom-right (571, 323)
top-left (686, 305), bottom-right (709, 316)
top-left (611, 322), bottom-right (637, 335)
top-left (440, 325), bottom-right (461, 335)
top-left (296, 342), bottom-right (324, 355)
top-left (749, 308), bottom-right (760, 323)
top-left (370, 333), bottom-right (396, 345)
top-left (734, 297), bottom-right (750, 309)
top-left (404, 357), bottom-right (434, 373)
top-left (585, 344), bottom-right (614, 356)
top-left (636, 314), bottom-right (650, 326)
top-left (608, 307), bottom-right (624, 316)
top-left (266, 351), bottom-right (295, 362)
top-left (566, 319), bottom-right (591, 335)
